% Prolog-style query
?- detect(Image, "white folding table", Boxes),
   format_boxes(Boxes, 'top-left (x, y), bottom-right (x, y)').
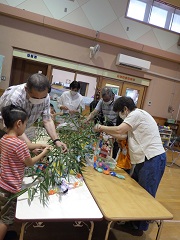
top-left (15, 176), bottom-right (103, 240)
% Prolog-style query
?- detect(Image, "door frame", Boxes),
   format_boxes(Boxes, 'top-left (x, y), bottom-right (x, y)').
top-left (101, 77), bottom-right (147, 108)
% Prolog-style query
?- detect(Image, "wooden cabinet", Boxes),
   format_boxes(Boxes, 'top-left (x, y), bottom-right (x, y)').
top-left (159, 126), bottom-right (172, 147)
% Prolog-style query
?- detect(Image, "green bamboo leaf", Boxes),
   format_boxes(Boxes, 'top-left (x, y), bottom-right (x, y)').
top-left (25, 112), bottom-right (99, 205)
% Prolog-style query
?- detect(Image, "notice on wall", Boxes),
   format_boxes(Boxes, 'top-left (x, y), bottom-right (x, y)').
top-left (0, 55), bottom-right (5, 81)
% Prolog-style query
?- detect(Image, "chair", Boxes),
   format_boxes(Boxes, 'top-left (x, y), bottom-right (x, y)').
top-left (165, 136), bottom-right (180, 167)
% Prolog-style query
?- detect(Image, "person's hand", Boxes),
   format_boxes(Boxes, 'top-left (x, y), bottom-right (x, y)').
top-left (38, 143), bottom-right (51, 149)
top-left (60, 105), bottom-right (69, 110)
top-left (69, 109), bottom-right (77, 115)
top-left (94, 123), bottom-right (102, 132)
top-left (83, 116), bottom-right (90, 124)
top-left (33, 144), bottom-right (52, 155)
top-left (55, 141), bottom-right (67, 153)
top-left (50, 113), bottom-right (55, 119)
top-left (42, 145), bottom-right (52, 154)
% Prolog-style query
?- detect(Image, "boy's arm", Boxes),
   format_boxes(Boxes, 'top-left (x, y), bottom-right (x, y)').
top-left (26, 142), bottom-right (49, 151)
top-left (19, 133), bottom-right (49, 151)
top-left (24, 146), bottom-right (50, 166)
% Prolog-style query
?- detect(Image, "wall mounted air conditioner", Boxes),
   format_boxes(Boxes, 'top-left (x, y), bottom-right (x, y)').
top-left (116, 54), bottom-right (151, 71)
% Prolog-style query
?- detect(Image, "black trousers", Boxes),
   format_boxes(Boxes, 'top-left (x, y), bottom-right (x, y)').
top-left (112, 140), bottom-right (119, 159)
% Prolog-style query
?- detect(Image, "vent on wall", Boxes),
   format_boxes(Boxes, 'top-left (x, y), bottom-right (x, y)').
top-left (116, 54), bottom-right (151, 71)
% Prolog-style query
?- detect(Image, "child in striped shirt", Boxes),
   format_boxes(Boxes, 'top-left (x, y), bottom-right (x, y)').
top-left (0, 104), bottom-right (51, 240)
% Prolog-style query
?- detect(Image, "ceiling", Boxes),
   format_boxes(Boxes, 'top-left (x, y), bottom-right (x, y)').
top-left (0, 0), bottom-right (180, 55)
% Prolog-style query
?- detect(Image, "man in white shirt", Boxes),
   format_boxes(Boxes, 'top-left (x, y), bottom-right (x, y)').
top-left (57, 81), bottom-right (85, 116)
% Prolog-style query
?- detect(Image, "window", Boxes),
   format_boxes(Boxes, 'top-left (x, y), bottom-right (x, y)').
top-left (125, 88), bottom-right (139, 105)
top-left (127, 0), bottom-right (147, 21)
top-left (171, 9), bottom-right (180, 32)
top-left (149, 6), bottom-right (168, 28)
top-left (126, 0), bottom-right (180, 34)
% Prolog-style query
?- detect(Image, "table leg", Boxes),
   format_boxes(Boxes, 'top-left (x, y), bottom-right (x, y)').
top-left (73, 221), bottom-right (94, 240)
top-left (104, 221), bottom-right (113, 240)
top-left (155, 220), bottom-right (163, 240)
top-left (88, 221), bottom-right (94, 240)
top-left (19, 222), bottom-right (28, 240)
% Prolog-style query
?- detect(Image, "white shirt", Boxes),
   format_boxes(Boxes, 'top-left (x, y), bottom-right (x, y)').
top-left (124, 109), bottom-right (165, 164)
top-left (57, 91), bottom-right (85, 114)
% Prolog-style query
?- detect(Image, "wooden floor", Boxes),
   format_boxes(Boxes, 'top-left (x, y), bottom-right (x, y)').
top-left (11, 151), bottom-right (180, 240)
